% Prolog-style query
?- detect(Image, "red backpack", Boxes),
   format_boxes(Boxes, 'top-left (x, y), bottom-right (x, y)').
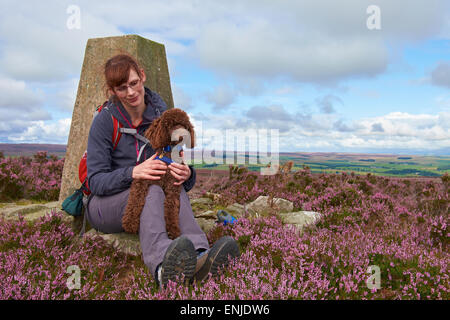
top-left (78, 101), bottom-right (124, 195)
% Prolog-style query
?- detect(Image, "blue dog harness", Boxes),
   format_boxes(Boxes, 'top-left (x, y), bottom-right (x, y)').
top-left (157, 145), bottom-right (184, 164)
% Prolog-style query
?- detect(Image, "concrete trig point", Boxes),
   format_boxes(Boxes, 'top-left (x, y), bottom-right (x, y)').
top-left (59, 35), bottom-right (174, 202)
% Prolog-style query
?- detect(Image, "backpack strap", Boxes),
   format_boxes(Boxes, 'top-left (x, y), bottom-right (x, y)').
top-left (119, 128), bottom-right (150, 144)
top-left (119, 127), bottom-right (151, 163)
top-left (95, 101), bottom-right (123, 151)
top-left (79, 193), bottom-right (93, 237)
top-left (112, 117), bottom-right (122, 150)
top-left (96, 101), bottom-right (153, 162)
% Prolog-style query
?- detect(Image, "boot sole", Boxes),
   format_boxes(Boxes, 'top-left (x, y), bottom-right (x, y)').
top-left (160, 236), bottom-right (197, 286)
top-left (194, 236), bottom-right (240, 282)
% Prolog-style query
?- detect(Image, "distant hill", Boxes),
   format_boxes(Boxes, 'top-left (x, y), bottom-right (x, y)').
top-left (0, 143), bottom-right (66, 158)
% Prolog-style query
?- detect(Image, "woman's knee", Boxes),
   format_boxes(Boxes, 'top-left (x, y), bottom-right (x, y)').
top-left (86, 189), bottom-right (130, 233)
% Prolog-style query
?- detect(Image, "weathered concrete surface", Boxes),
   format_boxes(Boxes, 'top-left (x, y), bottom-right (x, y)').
top-left (59, 35), bottom-right (174, 202)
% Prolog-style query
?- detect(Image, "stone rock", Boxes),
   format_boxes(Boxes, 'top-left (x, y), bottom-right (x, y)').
top-left (0, 201), bottom-right (73, 224)
top-left (195, 218), bottom-right (217, 235)
top-left (190, 197), bottom-right (214, 216)
top-left (204, 192), bottom-right (222, 202)
top-left (279, 211), bottom-right (322, 233)
top-left (194, 210), bottom-right (217, 234)
top-left (83, 229), bottom-right (142, 257)
top-left (59, 34), bottom-right (174, 202)
top-left (246, 195), bottom-right (294, 217)
top-left (195, 210), bottom-right (217, 220)
top-left (190, 197), bottom-right (213, 206)
top-left (224, 203), bottom-right (246, 218)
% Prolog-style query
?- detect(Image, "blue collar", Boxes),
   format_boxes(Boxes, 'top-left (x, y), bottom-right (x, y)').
top-left (156, 154), bottom-right (173, 164)
top-left (157, 145), bottom-right (183, 164)
top-left (163, 145), bottom-right (172, 153)
top-left (163, 145), bottom-right (183, 153)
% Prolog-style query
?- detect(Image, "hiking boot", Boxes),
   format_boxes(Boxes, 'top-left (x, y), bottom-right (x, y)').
top-left (156, 236), bottom-right (197, 287)
top-left (193, 236), bottom-right (240, 283)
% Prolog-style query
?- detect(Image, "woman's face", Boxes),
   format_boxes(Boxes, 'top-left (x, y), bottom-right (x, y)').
top-left (113, 68), bottom-right (146, 109)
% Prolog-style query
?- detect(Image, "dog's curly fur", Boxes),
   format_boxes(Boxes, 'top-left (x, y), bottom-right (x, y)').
top-left (121, 108), bottom-right (195, 239)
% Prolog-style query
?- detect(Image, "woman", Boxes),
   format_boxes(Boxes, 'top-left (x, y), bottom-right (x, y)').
top-left (85, 53), bottom-right (239, 287)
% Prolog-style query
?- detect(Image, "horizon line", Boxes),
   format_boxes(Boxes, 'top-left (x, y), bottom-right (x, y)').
top-left (0, 143), bottom-right (448, 157)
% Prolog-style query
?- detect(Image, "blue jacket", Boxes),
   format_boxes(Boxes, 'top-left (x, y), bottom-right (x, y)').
top-left (86, 87), bottom-right (196, 196)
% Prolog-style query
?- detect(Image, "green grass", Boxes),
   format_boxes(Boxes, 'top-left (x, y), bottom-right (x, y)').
top-left (192, 153), bottom-right (450, 178)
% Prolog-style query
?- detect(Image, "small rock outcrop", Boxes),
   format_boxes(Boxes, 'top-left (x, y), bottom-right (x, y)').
top-left (246, 195), bottom-right (294, 217)
top-left (0, 201), bottom-right (72, 224)
top-left (83, 229), bottom-right (142, 256)
top-left (279, 211), bottom-right (322, 233)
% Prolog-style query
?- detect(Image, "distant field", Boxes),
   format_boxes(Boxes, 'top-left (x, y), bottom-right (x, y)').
top-left (0, 143), bottom-right (66, 158)
top-left (1, 144), bottom-right (448, 178)
top-left (187, 151), bottom-right (450, 178)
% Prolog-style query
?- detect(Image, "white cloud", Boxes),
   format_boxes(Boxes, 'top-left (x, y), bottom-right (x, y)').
top-left (0, 76), bottom-right (52, 125)
top-left (316, 94), bottom-right (344, 114)
top-left (172, 83), bottom-right (193, 111)
top-left (191, 107), bottom-right (450, 153)
top-left (438, 12), bottom-right (450, 39)
top-left (1, 0), bottom-right (447, 86)
top-left (355, 112), bottom-right (450, 142)
top-left (5, 118), bottom-right (71, 144)
top-left (195, 20), bottom-right (388, 83)
top-left (431, 61), bottom-right (450, 88)
top-left (193, 0), bottom-right (448, 83)
top-left (0, 0), bottom-right (448, 154)
top-left (52, 78), bottom-right (80, 112)
top-left (0, 1), bottom-right (122, 82)
top-left (17, 0), bottom-right (440, 85)
top-left (205, 85), bottom-right (237, 111)
top-left (140, 32), bottom-right (190, 56)
top-left (435, 95), bottom-right (450, 110)
top-left (0, 77), bottom-right (44, 109)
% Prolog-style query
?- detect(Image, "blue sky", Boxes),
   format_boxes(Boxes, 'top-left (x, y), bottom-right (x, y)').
top-left (0, 0), bottom-right (449, 155)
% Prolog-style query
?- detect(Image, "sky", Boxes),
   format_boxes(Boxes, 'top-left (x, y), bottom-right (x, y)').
top-left (0, 0), bottom-right (449, 155)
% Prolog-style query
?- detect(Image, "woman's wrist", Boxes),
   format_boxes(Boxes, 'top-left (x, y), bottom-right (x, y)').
top-left (131, 165), bottom-right (137, 179)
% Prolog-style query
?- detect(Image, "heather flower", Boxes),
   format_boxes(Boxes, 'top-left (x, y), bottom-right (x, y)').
top-left (0, 160), bottom-right (448, 300)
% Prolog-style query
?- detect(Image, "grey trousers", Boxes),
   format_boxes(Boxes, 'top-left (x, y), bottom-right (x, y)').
top-left (86, 184), bottom-right (209, 276)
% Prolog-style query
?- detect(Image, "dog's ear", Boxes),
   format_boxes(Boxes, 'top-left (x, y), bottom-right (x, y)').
top-left (146, 117), bottom-right (169, 150)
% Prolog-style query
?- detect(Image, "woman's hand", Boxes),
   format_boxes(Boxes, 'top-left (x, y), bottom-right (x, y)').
top-left (169, 150), bottom-right (191, 186)
top-left (132, 153), bottom-right (167, 180)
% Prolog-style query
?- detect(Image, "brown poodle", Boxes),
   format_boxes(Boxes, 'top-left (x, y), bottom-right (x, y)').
top-left (122, 108), bottom-right (195, 239)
